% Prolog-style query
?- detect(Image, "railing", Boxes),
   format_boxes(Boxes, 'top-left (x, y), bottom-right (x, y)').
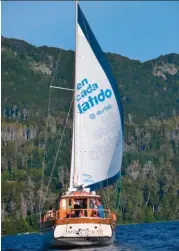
top-left (57, 208), bottom-right (111, 219)
top-left (41, 208), bottom-right (116, 223)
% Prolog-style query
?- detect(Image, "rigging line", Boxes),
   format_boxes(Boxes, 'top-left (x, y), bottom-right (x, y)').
top-left (41, 95), bottom-right (74, 210)
top-left (115, 168), bottom-right (123, 214)
top-left (50, 86), bottom-right (74, 91)
top-left (39, 83), bottom-right (51, 214)
top-left (119, 171), bottom-right (123, 215)
top-left (115, 181), bottom-right (118, 211)
top-left (99, 181), bottom-right (108, 209)
top-left (78, 6), bottom-right (84, 186)
top-left (101, 184), bottom-right (108, 208)
top-left (72, 0), bottom-right (78, 188)
top-left (39, 49), bottom-right (63, 213)
top-left (106, 178), bottom-right (110, 208)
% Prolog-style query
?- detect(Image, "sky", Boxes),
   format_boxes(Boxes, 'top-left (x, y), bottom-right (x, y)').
top-left (1, 1), bottom-right (179, 62)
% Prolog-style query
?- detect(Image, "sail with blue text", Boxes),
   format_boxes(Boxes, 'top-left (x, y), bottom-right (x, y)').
top-left (70, 4), bottom-right (124, 191)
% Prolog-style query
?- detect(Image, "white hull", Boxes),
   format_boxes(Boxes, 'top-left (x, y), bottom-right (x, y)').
top-left (41, 223), bottom-right (115, 248)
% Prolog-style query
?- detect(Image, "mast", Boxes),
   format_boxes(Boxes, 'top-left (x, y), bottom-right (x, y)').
top-left (69, 0), bottom-right (78, 190)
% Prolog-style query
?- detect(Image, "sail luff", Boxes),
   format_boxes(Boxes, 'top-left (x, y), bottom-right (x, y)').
top-left (69, 123), bottom-right (75, 189)
top-left (69, 0), bottom-right (78, 189)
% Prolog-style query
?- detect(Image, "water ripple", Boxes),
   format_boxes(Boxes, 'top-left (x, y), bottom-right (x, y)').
top-left (2, 221), bottom-right (179, 251)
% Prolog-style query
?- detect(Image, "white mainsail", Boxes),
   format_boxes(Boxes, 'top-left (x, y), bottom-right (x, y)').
top-left (70, 3), bottom-right (124, 191)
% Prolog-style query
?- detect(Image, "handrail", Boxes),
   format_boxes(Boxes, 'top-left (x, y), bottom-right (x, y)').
top-left (57, 208), bottom-right (111, 219)
top-left (40, 208), bottom-right (116, 223)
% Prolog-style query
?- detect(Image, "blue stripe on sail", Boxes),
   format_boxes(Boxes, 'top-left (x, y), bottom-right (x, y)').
top-left (78, 5), bottom-right (124, 190)
top-left (86, 172), bottom-right (121, 191)
top-left (78, 5), bottom-right (124, 136)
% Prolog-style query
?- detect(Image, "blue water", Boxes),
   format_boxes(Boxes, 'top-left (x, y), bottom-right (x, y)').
top-left (2, 221), bottom-right (179, 251)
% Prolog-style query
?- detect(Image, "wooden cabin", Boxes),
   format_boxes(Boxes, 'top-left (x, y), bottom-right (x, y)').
top-left (57, 190), bottom-right (103, 219)
top-left (40, 189), bottom-right (117, 232)
top-left (41, 190), bottom-right (114, 222)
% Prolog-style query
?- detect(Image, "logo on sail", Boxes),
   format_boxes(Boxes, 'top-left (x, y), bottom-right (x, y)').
top-left (83, 173), bottom-right (94, 183)
top-left (89, 113), bottom-right (96, 119)
top-left (76, 78), bottom-right (112, 114)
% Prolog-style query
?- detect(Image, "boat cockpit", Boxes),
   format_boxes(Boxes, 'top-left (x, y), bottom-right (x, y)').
top-left (41, 189), bottom-right (111, 222)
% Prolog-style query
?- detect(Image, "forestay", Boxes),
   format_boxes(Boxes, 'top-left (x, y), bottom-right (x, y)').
top-left (70, 4), bottom-right (124, 191)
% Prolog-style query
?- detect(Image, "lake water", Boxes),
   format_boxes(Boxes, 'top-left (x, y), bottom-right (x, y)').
top-left (2, 221), bottom-right (179, 251)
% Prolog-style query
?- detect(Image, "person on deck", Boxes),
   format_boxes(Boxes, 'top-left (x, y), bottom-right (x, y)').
top-left (91, 210), bottom-right (98, 217)
top-left (45, 205), bottom-right (55, 220)
top-left (94, 200), bottom-right (98, 210)
top-left (74, 200), bottom-right (81, 217)
top-left (90, 199), bottom-right (97, 209)
top-left (82, 199), bottom-right (87, 209)
top-left (95, 200), bottom-right (104, 218)
top-left (70, 210), bottom-right (76, 218)
top-left (82, 199), bottom-right (88, 216)
top-left (79, 210), bottom-right (85, 217)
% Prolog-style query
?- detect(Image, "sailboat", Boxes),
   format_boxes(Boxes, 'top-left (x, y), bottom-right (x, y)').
top-left (40, 1), bottom-right (124, 248)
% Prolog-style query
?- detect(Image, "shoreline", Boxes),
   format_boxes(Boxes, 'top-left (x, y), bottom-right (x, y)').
top-left (117, 219), bottom-right (179, 226)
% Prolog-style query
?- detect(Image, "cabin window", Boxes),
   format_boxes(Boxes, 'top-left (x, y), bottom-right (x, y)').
top-left (74, 199), bottom-right (87, 209)
top-left (69, 199), bottom-right (72, 207)
top-left (89, 199), bottom-right (95, 209)
top-left (62, 199), bottom-right (66, 209)
top-left (82, 199), bottom-right (87, 209)
top-left (89, 200), bottom-right (94, 208)
top-left (67, 199), bottom-right (72, 209)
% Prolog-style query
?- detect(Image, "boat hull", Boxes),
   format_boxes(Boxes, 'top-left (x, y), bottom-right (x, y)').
top-left (41, 223), bottom-right (115, 248)
top-left (52, 235), bottom-right (115, 248)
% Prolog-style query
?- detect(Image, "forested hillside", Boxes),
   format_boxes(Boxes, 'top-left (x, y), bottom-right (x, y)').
top-left (1, 36), bottom-right (179, 234)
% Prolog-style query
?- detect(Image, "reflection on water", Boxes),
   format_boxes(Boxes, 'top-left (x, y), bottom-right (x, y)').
top-left (49, 243), bottom-right (137, 251)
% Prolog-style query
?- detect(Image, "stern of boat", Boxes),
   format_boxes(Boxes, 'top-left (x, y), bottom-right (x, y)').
top-left (52, 223), bottom-right (115, 247)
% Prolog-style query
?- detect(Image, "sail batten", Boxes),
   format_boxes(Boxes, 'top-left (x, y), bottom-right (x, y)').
top-left (70, 3), bottom-right (124, 190)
